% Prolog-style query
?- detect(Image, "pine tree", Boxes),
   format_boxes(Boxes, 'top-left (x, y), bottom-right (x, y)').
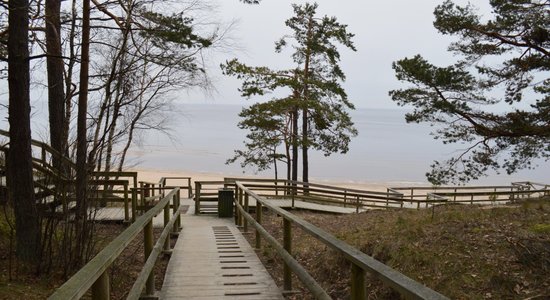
top-left (390, 0), bottom-right (549, 184)
top-left (222, 2), bottom-right (357, 182)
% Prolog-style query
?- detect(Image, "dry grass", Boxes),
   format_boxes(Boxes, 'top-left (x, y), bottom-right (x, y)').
top-left (248, 200), bottom-right (550, 299)
top-left (0, 206), bottom-right (187, 299)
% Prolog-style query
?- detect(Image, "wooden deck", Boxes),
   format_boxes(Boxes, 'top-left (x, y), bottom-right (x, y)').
top-left (92, 207), bottom-right (170, 227)
top-left (241, 198), bottom-right (369, 214)
top-left (160, 201), bottom-right (283, 299)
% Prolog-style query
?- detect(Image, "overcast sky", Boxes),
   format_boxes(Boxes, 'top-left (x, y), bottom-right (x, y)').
top-left (186, 0), bottom-right (492, 109)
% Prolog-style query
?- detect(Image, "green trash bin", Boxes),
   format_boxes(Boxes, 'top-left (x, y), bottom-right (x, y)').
top-left (218, 188), bottom-right (234, 218)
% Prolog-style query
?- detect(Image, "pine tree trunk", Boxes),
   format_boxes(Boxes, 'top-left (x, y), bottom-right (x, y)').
top-left (8, 0), bottom-right (41, 266)
top-left (285, 142), bottom-right (291, 181)
top-left (291, 106), bottom-right (298, 182)
top-left (45, 0), bottom-right (66, 172)
top-left (301, 18), bottom-right (313, 184)
top-left (302, 108), bottom-right (308, 183)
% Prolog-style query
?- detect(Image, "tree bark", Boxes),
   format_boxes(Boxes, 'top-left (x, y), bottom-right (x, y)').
top-left (75, 0), bottom-right (91, 264)
top-left (301, 19), bottom-right (313, 184)
top-left (45, 0), bottom-right (66, 171)
top-left (291, 105), bottom-right (298, 182)
top-left (8, 0), bottom-right (41, 266)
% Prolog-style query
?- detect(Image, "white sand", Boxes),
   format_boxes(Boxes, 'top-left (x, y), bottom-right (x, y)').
top-left (129, 167), bottom-right (428, 193)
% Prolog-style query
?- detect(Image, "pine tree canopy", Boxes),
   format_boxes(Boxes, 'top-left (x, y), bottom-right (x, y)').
top-left (390, 0), bottom-right (550, 184)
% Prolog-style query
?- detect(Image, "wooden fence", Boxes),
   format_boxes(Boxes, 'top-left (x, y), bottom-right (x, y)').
top-left (390, 181), bottom-right (550, 208)
top-left (48, 187), bottom-right (183, 300)
top-left (233, 181), bottom-right (449, 300)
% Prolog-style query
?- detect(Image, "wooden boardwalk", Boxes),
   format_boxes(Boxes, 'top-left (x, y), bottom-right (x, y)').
top-left (160, 201), bottom-right (283, 299)
top-left (244, 198), bottom-right (369, 214)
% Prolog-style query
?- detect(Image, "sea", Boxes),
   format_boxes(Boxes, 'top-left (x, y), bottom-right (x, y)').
top-left (128, 103), bottom-right (548, 186)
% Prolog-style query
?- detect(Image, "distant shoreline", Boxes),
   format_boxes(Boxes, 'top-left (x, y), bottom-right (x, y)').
top-left (129, 167), bottom-right (430, 193)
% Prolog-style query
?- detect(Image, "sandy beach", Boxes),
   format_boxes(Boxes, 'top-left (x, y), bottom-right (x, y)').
top-left (129, 167), bottom-right (428, 193)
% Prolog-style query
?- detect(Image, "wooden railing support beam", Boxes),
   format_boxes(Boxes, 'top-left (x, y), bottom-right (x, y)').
top-left (91, 271), bottom-right (110, 300)
top-left (163, 200), bottom-right (171, 253)
top-left (244, 193), bottom-right (249, 233)
top-left (144, 221), bottom-right (155, 296)
top-left (194, 182), bottom-right (201, 215)
top-left (283, 218), bottom-right (292, 291)
top-left (255, 201), bottom-right (262, 249)
top-left (351, 264), bottom-right (366, 300)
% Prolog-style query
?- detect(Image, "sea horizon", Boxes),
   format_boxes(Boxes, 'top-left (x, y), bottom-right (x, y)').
top-left (126, 102), bottom-right (549, 186)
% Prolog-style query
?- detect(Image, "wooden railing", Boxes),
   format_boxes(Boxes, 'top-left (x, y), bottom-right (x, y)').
top-left (194, 180), bottom-right (232, 214)
top-left (0, 128), bottom-right (77, 178)
top-left (233, 181), bottom-right (449, 300)
top-left (224, 178), bottom-right (405, 211)
top-left (48, 187), bottom-right (183, 300)
top-left (390, 182), bottom-right (550, 208)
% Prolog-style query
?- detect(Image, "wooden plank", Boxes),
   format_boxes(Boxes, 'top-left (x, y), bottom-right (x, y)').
top-left (160, 213), bottom-right (283, 300)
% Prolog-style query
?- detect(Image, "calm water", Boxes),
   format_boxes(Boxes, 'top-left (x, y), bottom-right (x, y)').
top-left (130, 103), bottom-right (548, 185)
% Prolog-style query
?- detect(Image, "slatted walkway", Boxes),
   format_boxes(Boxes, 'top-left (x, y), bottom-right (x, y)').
top-left (160, 200), bottom-right (283, 299)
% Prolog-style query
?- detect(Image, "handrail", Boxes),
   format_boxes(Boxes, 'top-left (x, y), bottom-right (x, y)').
top-left (287, 180), bottom-right (395, 197)
top-left (160, 176), bottom-right (193, 198)
top-left (235, 181), bottom-right (449, 300)
top-left (229, 179), bottom-right (407, 209)
top-left (49, 187), bottom-right (181, 300)
top-left (127, 201), bottom-right (184, 299)
top-left (389, 185), bottom-right (520, 191)
top-left (235, 202), bottom-right (331, 300)
top-left (0, 128), bottom-right (77, 170)
top-left (388, 182), bottom-right (550, 207)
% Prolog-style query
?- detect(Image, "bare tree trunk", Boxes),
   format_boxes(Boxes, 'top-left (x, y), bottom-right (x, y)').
top-left (75, 0), bottom-right (91, 266)
top-left (45, 0), bottom-right (66, 171)
top-left (7, 0), bottom-right (41, 267)
top-left (62, 0), bottom-right (78, 155)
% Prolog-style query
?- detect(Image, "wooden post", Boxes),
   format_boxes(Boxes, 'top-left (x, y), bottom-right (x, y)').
top-left (238, 188), bottom-right (243, 227)
top-left (356, 195), bottom-right (360, 213)
top-left (91, 271), bottom-right (110, 300)
top-left (140, 186), bottom-right (146, 212)
top-left (470, 194), bottom-right (474, 205)
top-left (453, 188), bottom-right (457, 202)
top-left (283, 218), bottom-right (292, 291)
top-left (144, 220), bottom-right (155, 295)
top-left (344, 190), bottom-right (347, 208)
top-left (144, 183), bottom-right (150, 198)
top-left (175, 189), bottom-right (181, 231)
top-left (244, 193), bottom-right (249, 233)
top-left (350, 264), bottom-right (366, 300)
top-left (234, 186), bottom-right (239, 225)
top-left (133, 175), bottom-right (138, 195)
top-left (194, 182), bottom-right (201, 215)
top-left (123, 184), bottom-right (129, 223)
top-left (163, 200), bottom-right (171, 253)
top-left (131, 188), bottom-right (137, 223)
top-left (291, 185), bottom-right (295, 208)
top-left (187, 178), bottom-right (192, 198)
top-left (255, 201), bottom-right (262, 249)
